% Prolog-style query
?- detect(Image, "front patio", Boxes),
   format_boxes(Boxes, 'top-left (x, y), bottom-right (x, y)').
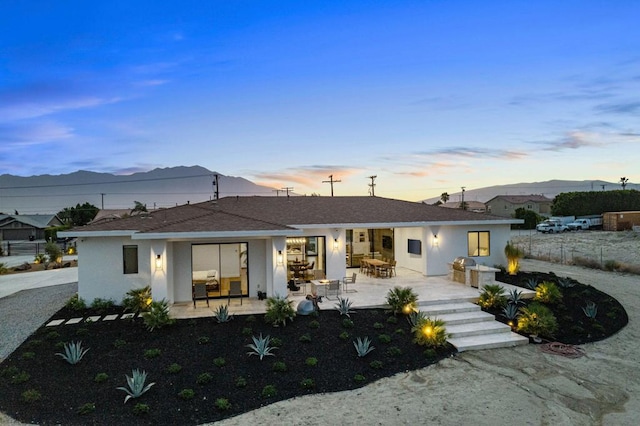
top-left (170, 266), bottom-right (533, 319)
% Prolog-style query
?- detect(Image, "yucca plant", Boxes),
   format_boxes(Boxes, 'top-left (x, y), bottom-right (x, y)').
top-left (385, 286), bottom-right (418, 315)
top-left (411, 317), bottom-right (449, 348)
top-left (214, 304), bottom-right (233, 323)
top-left (517, 302), bottom-right (558, 338)
top-left (534, 281), bottom-right (562, 304)
top-left (142, 299), bottom-right (174, 331)
top-left (264, 295), bottom-right (295, 327)
top-left (353, 336), bottom-right (375, 357)
top-left (56, 341), bottom-right (89, 365)
top-left (117, 369), bottom-right (155, 404)
top-left (478, 284), bottom-right (507, 309)
top-left (582, 301), bottom-right (598, 319)
top-left (246, 334), bottom-right (277, 360)
top-left (334, 297), bottom-right (355, 317)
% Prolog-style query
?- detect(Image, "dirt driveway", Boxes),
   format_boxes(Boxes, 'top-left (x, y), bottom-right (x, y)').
top-left (214, 259), bottom-right (639, 426)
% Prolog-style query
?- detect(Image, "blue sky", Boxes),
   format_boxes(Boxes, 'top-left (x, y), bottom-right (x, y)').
top-left (1, 0), bottom-right (639, 201)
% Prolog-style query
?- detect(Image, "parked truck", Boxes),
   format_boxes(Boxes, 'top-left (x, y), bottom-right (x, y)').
top-left (566, 216), bottom-right (603, 230)
top-left (536, 220), bottom-right (568, 233)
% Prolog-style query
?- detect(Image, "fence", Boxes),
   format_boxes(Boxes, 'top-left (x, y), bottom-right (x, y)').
top-left (0, 240), bottom-right (73, 257)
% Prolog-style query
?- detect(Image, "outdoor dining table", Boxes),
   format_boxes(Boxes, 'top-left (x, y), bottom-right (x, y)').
top-left (363, 259), bottom-right (390, 278)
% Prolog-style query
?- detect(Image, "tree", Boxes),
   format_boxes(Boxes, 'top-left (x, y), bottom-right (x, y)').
top-left (620, 177), bottom-right (629, 189)
top-left (131, 201), bottom-right (148, 215)
top-left (440, 192), bottom-right (450, 204)
top-left (514, 208), bottom-right (542, 229)
top-left (504, 242), bottom-right (524, 275)
top-left (58, 202), bottom-right (99, 226)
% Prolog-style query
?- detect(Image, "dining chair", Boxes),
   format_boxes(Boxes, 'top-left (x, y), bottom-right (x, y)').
top-left (342, 273), bottom-right (357, 293)
top-left (228, 280), bottom-right (243, 305)
top-left (325, 280), bottom-right (341, 300)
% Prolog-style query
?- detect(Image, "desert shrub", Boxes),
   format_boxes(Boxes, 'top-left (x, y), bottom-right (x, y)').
top-left (386, 286), bottom-right (418, 315)
top-left (386, 346), bottom-right (402, 356)
top-left (166, 363), bottom-right (182, 374)
top-left (213, 357), bottom-right (226, 367)
top-left (354, 374), bottom-right (366, 383)
top-left (369, 360), bottom-right (383, 369)
top-left (373, 322), bottom-right (384, 329)
top-left (299, 333), bottom-right (312, 343)
top-left (215, 398), bottom-right (232, 410)
top-left (241, 327), bottom-right (253, 336)
top-left (534, 281), bottom-right (562, 304)
top-left (270, 337), bottom-right (283, 347)
top-left (341, 318), bottom-right (354, 329)
top-left (0, 262), bottom-right (8, 275)
top-left (65, 294), bottom-right (86, 311)
top-left (197, 336), bottom-right (210, 345)
top-left (122, 286), bottom-right (152, 314)
top-left (411, 317), bottom-right (448, 348)
top-left (21, 389), bottom-right (41, 403)
top-left (423, 348), bottom-right (437, 359)
top-left (46, 331), bottom-right (60, 340)
top-left (305, 357), bottom-right (318, 366)
top-left (132, 403), bottom-right (150, 415)
top-left (300, 378), bottom-right (315, 389)
top-left (572, 256), bottom-right (602, 270)
top-left (143, 348), bottom-right (161, 359)
top-left (235, 376), bottom-right (247, 388)
top-left (617, 262), bottom-right (640, 275)
top-left (94, 372), bottom-right (109, 383)
top-left (386, 316), bottom-right (398, 324)
top-left (178, 389), bottom-right (195, 400)
top-left (339, 331), bottom-right (350, 340)
top-left (90, 298), bottom-right (115, 313)
top-left (478, 284), bottom-right (507, 309)
top-left (45, 241), bottom-right (62, 264)
top-left (196, 372), bottom-right (212, 385)
top-left (11, 371), bottom-right (30, 384)
top-left (245, 315), bottom-right (256, 323)
top-left (517, 302), bottom-right (558, 338)
top-left (264, 295), bottom-right (295, 327)
top-left (77, 402), bottom-right (96, 414)
top-left (142, 299), bottom-right (174, 331)
top-left (261, 384), bottom-right (277, 398)
top-left (377, 334), bottom-right (391, 344)
top-left (308, 320), bottom-right (320, 329)
top-left (272, 361), bottom-right (287, 372)
top-left (113, 339), bottom-right (127, 349)
top-left (21, 352), bottom-right (35, 360)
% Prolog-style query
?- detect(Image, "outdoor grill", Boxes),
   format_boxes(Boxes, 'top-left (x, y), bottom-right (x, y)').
top-left (451, 256), bottom-right (476, 284)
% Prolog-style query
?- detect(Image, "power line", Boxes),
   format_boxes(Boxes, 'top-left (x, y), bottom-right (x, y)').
top-left (322, 175), bottom-right (341, 197)
top-left (367, 175), bottom-right (377, 196)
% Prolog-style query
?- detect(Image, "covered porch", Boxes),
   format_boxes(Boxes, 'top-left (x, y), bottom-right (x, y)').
top-left (171, 266), bottom-right (533, 319)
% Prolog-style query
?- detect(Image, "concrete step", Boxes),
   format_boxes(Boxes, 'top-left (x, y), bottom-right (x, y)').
top-left (448, 332), bottom-right (529, 352)
top-left (435, 310), bottom-right (496, 325)
top-left (418, 302), bottom-right (480, 316)
top-left (447, 320), bottom-right (512, 338)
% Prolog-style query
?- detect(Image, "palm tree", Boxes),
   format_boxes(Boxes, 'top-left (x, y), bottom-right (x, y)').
top-left (131, 201), bottom-right (148, 216)
top-left (620, 177), bottom-right (629, 189)
top-left (440, 192), bottom-right (450, 204)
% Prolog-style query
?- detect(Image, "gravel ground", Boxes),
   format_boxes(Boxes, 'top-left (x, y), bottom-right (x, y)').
top-left (0, 282), bottom-right (77, 362)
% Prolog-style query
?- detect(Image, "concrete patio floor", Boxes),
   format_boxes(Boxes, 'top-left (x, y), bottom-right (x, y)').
top-left (170, 267), bottom-right (533, 319)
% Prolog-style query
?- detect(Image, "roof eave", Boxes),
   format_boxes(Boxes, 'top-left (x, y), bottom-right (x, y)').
top-left (58, 230), bottom-right (138, 238)
top-left (132, 229), bottom-right (302, 240)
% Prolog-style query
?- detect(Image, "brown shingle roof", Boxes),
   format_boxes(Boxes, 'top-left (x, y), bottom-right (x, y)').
top-left (68, 196), bottom-right (513, 235)
top-left (486, 195), bottom-right (552, 204)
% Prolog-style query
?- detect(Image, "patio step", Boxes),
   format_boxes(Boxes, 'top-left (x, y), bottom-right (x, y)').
top-left (448, 333), bottom-right (529, 352)
top-left (416, 300), bottom-right (529, 352)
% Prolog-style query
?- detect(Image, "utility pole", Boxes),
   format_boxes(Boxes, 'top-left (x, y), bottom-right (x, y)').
top-left (212, 174), bottom-right (220, 200)
top-left (100, 193), bottom-right (105, 209)
top-left (273, 189), bottom-right (283, 197)
top-left (367, 175), bottom-right (377, 196)
top-left (322, 175), bottom-right (341, 197)
top-left (282, 187), bottom-right (294, 197)
top-left (460, 186), bottom-right (466, 210)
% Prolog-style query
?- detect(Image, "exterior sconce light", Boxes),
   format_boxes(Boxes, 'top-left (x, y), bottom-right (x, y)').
top-left (333, 238), bottom-right (339, 250)
top-left (433, 234), bottom-right (439, 247)
top-left (277, 250), bottom-right (284, 266)
top-left (155, 254), bottom-right (162, 271)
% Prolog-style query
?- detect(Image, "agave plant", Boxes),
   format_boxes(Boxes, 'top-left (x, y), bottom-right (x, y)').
top-left (246, 334), bottom-right (277, 360)
top-left (582, 301), bottom-right (598, 319)
top-left (117, 369), bottom-right (155, 404)
top-left (353, 336), bottom-right (375, 357)
top-left (556, 277), bottom-right (576, 288)
top-left (407, 310), bottom-right (428, 328)
top-left (522, 277), bottom-right (538, 290)
top-left (56, 341), bottom-right (89, 365)
top-left (334, 297), bottom-right (355, 317)
top-left (214, 304), bottom-right (233, 323)
top-left (502, 303), bottom-right (520, 321)
top-left (507, 288), bottom-right (525, 306)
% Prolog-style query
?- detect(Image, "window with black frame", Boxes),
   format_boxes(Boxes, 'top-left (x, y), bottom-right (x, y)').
top-left (468, 231), bottom-right (490, 257)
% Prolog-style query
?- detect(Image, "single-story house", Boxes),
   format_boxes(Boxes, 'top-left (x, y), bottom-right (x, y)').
top-left (485, 195), bottom-right (552, 218)
top-left (0, 214), bottom-right (64, 241)
top-left (60, 196), bottom-right (521, 304)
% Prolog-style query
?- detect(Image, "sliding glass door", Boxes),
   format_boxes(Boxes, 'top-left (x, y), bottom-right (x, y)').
top-left (192, 243), bottom-right (248, 298)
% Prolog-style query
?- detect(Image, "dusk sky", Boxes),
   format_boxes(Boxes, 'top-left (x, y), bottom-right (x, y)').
top-left (1, 1), bottom-right (639, 201)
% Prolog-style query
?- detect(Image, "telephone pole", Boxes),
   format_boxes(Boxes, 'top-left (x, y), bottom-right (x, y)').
top-left (282, 187), bottom-right (294, 197)
top-left (367, 175), bottom-right (377, 196)
top-left (100, 193), bottom-right (105, 209)
top-left (460, 186), bottom-right (466, 210)
top-left (322, 175), bottom-right (341, 196)
top-left (273, 188), bottom-right (283, 196)
top-left (212, 174), bottom-right (220, 200)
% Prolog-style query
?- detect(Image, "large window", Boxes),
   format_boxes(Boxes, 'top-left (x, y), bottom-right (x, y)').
top-left (123, 245), bottom-right (139, 274)
top-left (468, 231), bottom-right (490, 257)
top-left (192, 243), bottom-right (248, 298)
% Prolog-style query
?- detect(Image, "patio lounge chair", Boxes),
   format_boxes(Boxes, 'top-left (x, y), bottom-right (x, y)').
top-left (228, 280), bottom-right (243, 305)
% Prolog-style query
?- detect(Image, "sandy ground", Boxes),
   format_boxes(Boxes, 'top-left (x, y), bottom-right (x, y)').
top-left (510, 229), bottom-right (640, 267)
top-left (2, 244), bottom-right (639, 425)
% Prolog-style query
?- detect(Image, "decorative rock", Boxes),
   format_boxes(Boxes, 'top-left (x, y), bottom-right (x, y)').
top-left (296, 299), bottom-right (315, 316)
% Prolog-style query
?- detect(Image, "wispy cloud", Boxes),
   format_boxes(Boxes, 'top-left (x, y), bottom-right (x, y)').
top-left (595, 101), bottom-right (640, 115)
top-left (536, 130), bottom-right (639, 152)
top-left (415, 147), bottom-right (527, 160)
top-left (253, 165), bottom-right (360, 190)
top-left (0, 120), bottom-right (74, 150)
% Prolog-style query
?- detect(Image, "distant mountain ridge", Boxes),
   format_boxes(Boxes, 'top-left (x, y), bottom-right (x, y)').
top-left (0, 166), bottom-right (276, 214)
top-left (423, 179), bottom-right (639, 204)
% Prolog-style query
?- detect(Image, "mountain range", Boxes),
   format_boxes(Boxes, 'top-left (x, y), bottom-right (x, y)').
top-left (1, 166), bottom-right (637, 214)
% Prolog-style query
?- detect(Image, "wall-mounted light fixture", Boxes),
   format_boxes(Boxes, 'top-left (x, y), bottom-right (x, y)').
top-left (333, 238), bottom-right (339, 250)
top-left (433, 234), bottom-right (439, 247)
top-left (277, 250), bottom-right (284, 266)
top-left (155, 254), bottom-right (163, 271)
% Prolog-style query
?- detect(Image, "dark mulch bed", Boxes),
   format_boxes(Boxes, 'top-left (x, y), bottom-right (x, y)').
top-left (493, 270), bottom-right (629, 344)
top-left (0, 307), bottom-right (454, 425)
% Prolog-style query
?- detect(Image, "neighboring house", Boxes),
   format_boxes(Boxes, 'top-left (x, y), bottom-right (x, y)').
top-left (60, 196), bottom-right (521, 304)
top-left (485, 195), bottom-right (552, 218)
top-left (89, 209), bottom-right (135, 225)
top-left (0, 214), bottom-right (63, 241)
